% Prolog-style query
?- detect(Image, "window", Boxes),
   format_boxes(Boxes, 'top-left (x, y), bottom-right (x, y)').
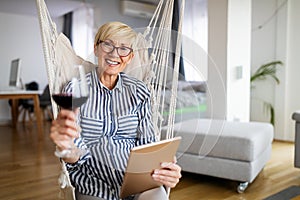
top-left (72, 6), bottom-right (94, 61)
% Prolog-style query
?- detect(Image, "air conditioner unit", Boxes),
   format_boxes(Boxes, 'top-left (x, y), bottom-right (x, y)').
top-left (120, 0), bottom-right (156, 19)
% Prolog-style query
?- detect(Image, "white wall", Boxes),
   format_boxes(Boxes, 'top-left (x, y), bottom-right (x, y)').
top-left (0, 12), bottom-right (55, 123)
top-left (251, 0), bottom-right (278, 123)
top-left (274, 0), bottom-right (288, 140)
top-left (0, 0), bottom-right (149, 123)
top-left (227, 0), bottom-right (251, 122)
top-left (274, 0), bottom-right (300, 141)
top-left (251, 0), bottom-right (300, 141)
top-left (207, 0), bottom-right (251, 122)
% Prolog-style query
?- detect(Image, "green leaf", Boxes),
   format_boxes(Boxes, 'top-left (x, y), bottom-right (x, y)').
top-left (251, 60), bottom-right (283, 84)
top-left (263, 101), bottom-right (275, 125)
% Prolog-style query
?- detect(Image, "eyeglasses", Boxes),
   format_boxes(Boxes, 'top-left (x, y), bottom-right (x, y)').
top-left (98, 40), bottom-right (133, 57)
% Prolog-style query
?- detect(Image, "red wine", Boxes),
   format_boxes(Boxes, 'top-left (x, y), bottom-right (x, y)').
top-left (52, 93), bottom-right (88, 110)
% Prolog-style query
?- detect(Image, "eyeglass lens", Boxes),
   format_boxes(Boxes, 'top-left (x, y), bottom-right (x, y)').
top-left (100, 41), bottom-right (132, 57)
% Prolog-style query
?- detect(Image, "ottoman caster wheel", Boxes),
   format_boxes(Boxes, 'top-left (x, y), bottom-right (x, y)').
top-left (237, 182), bottom-right (249, 193)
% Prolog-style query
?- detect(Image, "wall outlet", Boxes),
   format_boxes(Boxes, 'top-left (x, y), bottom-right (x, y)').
top-left (236, 65), bottom-right (243, 79)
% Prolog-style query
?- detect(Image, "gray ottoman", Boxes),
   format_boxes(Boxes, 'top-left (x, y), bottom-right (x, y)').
top-left (166, 118), bottom-right (274, 193)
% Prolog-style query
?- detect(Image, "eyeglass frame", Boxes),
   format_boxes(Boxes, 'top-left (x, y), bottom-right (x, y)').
top-left (97, 40), bottom-right (133, 57)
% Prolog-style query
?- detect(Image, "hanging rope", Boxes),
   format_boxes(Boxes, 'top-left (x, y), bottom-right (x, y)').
top-left (141, 0), bottom-right (185, 139)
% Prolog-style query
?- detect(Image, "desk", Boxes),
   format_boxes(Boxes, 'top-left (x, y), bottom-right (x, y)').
top-left (0, 90), bottom-right (43, 138)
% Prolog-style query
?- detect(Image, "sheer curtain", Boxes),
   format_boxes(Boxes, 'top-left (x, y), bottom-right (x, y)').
top-left (72, 5), bottom-right (94, 62)
top-left (182, 0), bottom-right (208, 81)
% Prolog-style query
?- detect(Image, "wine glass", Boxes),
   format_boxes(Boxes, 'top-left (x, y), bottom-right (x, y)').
top-left (51, 65), bottom-right (89, 158)
top-left (52, 65), bottom-right (88, 110)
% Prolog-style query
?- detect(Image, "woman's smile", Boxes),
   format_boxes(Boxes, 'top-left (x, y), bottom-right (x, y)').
top-left (105, 58), bottom-right (120, 66)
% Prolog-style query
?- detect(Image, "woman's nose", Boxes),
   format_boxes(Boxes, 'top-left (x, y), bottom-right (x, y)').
top-left (109, 47), bottom-right (119, 57)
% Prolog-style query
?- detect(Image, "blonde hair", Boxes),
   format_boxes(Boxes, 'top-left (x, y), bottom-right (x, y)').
top-left (94, 21), bottom-right (137, 48)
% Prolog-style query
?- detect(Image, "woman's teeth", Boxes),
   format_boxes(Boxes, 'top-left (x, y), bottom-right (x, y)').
top-left (106, 59), bottom-right (119, 65)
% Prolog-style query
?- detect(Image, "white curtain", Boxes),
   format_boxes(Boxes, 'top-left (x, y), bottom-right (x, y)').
top-left (182, 0), bottom-right (208, 81)
top-left (72, 5), bottom-right (94, 62)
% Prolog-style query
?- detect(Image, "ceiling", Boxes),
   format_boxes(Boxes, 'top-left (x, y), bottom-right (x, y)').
top-left (0, 0), bottom-right (159, 18)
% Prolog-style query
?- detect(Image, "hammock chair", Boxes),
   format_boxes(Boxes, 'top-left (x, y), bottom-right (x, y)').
top-left (36, 0), bottom-right (185, 198)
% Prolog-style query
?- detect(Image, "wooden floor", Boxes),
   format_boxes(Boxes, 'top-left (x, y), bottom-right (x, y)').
top-left (0, 121), bottom-right (299, 200)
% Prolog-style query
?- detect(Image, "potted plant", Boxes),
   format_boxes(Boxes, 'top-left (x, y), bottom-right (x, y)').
top-left (250, 60), bottom-right (283, 125)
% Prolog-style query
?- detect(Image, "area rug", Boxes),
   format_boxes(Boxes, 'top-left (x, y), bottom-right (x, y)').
top-left (264, 186), bottom-right (300, 200)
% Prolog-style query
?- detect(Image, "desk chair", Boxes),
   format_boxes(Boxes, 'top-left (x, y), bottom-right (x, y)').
top-left (8, 81), bottom-right (38, 123)
top-left (19, 84), bottom-right (52, 123)
top-left (38, 85), bottom-right (53, 120)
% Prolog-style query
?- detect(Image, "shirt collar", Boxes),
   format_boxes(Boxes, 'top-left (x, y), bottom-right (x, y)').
top-left (115, 73), bottom-right (123, 92)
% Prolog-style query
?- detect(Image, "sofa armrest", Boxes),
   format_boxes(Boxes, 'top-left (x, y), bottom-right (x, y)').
top-left (293, 111), bottom-right (300, 168)
top-left (292, 111), bottom-right (300, 122)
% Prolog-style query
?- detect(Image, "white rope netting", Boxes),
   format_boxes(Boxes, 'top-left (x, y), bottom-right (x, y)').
top-left (125, 0), bottom-right (185, 139)
top-left (36, 0), bottom-right (95, 119)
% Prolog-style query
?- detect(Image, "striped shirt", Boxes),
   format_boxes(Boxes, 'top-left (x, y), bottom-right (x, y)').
top-left (64, 68), bottom-right (157, 200)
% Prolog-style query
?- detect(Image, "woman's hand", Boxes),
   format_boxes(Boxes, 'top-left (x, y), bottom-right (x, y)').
top-left (50, 109), bottom-right (80, 163)
top-left (152, 157), bottom-right (182, 188)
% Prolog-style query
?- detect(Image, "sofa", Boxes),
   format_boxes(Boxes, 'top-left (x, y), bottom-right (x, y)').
top-left (162, 118), bottom-right (274, 193)
top-left (292, 111), bottom-right (300, 167)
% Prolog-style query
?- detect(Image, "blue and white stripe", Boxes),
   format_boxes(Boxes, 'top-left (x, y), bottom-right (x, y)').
top-left (64, 68), bottom-right (156, 200)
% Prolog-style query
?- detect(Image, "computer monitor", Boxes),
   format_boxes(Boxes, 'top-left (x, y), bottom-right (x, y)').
top-left (9, 58), bottom-right (22, 88)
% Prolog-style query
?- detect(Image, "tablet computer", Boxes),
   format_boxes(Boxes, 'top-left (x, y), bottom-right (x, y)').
top-left (120, 136), bottom-right (182, 198)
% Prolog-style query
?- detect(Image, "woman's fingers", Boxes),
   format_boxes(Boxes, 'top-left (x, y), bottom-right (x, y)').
top-left (152, 162), bottom-right (182, 188)
top-left (58, 109), bottom-right (77, 121)
top-left (54, 109), bottom-right (79, 137)
top-left (50, 109), bottom-right (79, 149)
top-left (51, 123), bottom-right (77, 138)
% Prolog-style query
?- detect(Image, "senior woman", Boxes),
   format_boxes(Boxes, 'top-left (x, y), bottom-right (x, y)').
top-left (50, 21), bottom-right (181, 200)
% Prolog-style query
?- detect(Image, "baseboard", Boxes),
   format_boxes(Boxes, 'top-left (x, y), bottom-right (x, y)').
top-left (0, 119), bottom-right (11, 126)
